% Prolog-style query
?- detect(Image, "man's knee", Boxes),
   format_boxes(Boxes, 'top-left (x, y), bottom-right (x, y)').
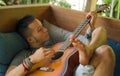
top-left (96, 45), bottom-right (115, 64)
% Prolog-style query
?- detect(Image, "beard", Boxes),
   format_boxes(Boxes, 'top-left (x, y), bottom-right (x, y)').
top-left (32, 35), bottom-right (49, 47)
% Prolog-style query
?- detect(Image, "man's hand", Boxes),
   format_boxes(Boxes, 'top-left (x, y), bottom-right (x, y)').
top-left (86, 11), bottom-right (97, 31)
top-left (29, 47), bottom-right (55, 64)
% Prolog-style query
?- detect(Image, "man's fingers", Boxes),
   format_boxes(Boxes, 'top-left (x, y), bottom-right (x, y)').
top-left (44, 48), bottom-right (55, 57)
top-left (70, 35), bottom-right (75, 41)
top-left (86, 12), bottom-right (91, 19)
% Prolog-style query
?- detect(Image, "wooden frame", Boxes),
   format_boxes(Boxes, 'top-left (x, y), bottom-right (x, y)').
top-left (0, 4), bottom-right (120, 42)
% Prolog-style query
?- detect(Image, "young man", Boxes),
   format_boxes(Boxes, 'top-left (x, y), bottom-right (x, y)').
top-left (5, 11), bottom-right (115, 76)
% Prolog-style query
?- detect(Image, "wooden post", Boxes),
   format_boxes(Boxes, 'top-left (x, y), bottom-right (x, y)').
top-left (85, 0), bottom-right (97, 12)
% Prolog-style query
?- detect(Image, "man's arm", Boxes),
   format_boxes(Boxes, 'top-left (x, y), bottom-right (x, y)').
top-left (6, 64), bottom-right (28, 76)
top-left (5, 48), bottom-right (55, 76)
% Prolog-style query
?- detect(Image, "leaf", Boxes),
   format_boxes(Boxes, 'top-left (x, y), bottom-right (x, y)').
top-left (102, 0), bottom-right (111, 4)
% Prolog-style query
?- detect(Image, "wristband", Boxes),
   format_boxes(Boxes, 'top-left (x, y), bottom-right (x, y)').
top-left (22, 61), bottom-right (29, 71)
top-left (24, 57), bottom-right (33, 70)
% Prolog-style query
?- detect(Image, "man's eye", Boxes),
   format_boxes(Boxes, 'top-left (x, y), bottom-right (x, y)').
top-left (38, 29), bottom-right (41, 32)
top-left (38, 28), bottom-right (42, 32)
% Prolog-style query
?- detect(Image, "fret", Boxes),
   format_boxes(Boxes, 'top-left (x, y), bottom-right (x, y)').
top-left (73, 18), bottom-right (91, 37)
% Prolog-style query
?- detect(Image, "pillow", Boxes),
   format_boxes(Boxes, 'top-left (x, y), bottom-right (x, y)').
top-left (108, 38), bottom-right (120, 76)
top-left (42, 20), bottom-right (91, 46)
top-left (43, 20), bottom-right (72, 45)
top-left (0, 32), bottom-right (28, 65)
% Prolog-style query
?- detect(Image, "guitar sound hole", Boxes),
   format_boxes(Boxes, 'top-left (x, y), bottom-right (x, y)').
top-left (51, 51), bottom-right (64, 60)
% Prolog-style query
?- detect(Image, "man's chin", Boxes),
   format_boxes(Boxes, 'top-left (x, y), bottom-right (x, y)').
top-left (45, 36), bottom-right (49, 42)
top-left (47, 36), bottom-right (50, 40)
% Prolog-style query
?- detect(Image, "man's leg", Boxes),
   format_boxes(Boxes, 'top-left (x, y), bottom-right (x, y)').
top-left (73, 26), bottom-right (115, 76)
top-left (88, 26), bottom-right (107, 51)
top-left (89, 27), bottom-right (115, 76)
top-left (79, 26), bottom-right (108, 65)
top-left (75, 45), bottom-right (115, 76)
top-left (90, 45), bottom-right (115, 76)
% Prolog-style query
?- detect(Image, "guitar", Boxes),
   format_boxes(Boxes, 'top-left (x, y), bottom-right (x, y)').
top-left (28, 4), bottom-right (109, 76)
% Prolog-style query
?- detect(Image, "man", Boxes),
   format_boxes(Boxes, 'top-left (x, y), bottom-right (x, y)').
top-left (5, 11), bottom-right (115, 76)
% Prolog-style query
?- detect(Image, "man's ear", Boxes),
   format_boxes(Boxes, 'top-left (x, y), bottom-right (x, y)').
top-left (26, 37), bottom-right (34, 43)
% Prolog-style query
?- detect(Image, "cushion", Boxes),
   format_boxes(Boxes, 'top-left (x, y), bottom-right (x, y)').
top-left (42, 20), bottom-right (90, 45)
top-left (0, 32), bottom-right (28, 65)
top-left (43, 20), bottom-right (72, 45)
top-left (108, 38), bottom-right (120, 76)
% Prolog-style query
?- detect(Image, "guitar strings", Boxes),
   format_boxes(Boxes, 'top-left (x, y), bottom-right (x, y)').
top-left (58, 18), bottom-right (91, 52)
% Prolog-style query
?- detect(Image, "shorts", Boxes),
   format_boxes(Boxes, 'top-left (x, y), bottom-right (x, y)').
top-left (75, 64), bottom-right (95, 76)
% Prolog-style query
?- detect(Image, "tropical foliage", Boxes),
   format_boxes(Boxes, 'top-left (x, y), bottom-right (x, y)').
top-left (0, 0), bottom-right (71, 8)
top-left (100, 0), bottom-right (120, 19)
top-left (0, 0), bottom-right (6, 6)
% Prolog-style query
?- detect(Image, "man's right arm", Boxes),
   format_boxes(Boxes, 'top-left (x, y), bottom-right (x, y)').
top-left (5, 64), bottom-right (28, 76)
top-left (5, 47), bottom-right (55, 76)
top-left (5, 50), bottom-right (30, 76)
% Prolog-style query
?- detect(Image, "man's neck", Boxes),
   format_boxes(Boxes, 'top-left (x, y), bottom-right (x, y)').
top-left (30, 43), bottom-right (45, 49)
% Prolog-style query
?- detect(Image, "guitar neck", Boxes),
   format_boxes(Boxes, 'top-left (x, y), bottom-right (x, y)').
top-left (73, 18), bottom-right (91, 37)
top-left (59, 18), bottom-right (91, 52)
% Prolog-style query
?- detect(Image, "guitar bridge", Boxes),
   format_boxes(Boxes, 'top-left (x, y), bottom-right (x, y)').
top-left (37, 67), bottom-right (54, 72)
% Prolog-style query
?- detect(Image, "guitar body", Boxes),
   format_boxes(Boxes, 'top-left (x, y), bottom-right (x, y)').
top-left (28, 43), bottom-right (79, 76)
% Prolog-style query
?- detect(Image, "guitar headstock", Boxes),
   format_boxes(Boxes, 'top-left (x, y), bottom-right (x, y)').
top-left (96, 4), bottom-right (110, 13)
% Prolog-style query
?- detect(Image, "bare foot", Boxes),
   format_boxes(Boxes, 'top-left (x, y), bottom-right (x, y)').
top-left (70, 35), bottom-right (92, 65)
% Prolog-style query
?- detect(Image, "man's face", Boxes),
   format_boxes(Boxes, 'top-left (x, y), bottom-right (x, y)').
top-left (28, 19), bottom-right (49, 45)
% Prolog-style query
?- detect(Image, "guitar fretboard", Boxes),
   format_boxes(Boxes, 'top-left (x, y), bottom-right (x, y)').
top-left (58, 18), bottom-right (91, 52)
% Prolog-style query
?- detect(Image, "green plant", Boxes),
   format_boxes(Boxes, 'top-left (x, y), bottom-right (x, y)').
top-left (102, 0), bottom-right (120, 19)
top-left (0, 0), bottom-right (6, 6)
top-left (19, 0), bottom-right (71, 8)
top-left (1, 0), bottom-right (71, 9)
top-left (56, 0), bottom-right (71, 8)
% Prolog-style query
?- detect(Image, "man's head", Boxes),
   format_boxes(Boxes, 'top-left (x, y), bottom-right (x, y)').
top-left (16, 15), bottom-right (49, 48)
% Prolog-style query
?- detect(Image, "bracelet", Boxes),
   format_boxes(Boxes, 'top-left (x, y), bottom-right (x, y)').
top-left (23, 57), bottom-right (33, 70)
top-left (22, 61), bottom-right (29, 71)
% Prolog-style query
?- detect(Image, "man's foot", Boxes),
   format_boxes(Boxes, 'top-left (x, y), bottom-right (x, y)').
top-left (77, 44), bottom-right (92, 65)
top-left (70, 35), bottom-right (93, 65)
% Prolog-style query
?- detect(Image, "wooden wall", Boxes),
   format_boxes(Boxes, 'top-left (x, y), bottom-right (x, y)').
top-left (0, 4), bottom-right (51, 32)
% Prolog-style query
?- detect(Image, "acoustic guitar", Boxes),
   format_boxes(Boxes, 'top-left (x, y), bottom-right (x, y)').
top-left (28, 4), bottom-right (109, 76)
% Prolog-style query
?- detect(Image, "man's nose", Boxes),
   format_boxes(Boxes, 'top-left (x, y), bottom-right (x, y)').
top-left (42, 27), bottom-right (48, 32)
